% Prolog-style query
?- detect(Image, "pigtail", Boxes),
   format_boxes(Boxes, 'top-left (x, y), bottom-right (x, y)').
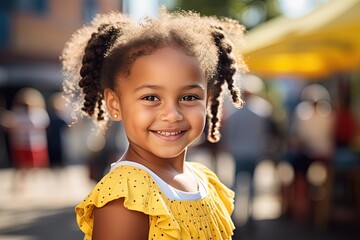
top-left (61, 12), bottom-right (134, 128)
top-left (207, 24), bottom-right (245, 143)
top-left (79, 24), bottom-right (120, 121)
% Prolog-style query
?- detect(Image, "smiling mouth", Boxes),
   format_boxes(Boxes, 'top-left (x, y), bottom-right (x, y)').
top-left (155, 131), bottom-right (183, 136)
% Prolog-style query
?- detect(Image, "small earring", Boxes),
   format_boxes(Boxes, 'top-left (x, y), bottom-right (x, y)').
top-left (113, 113), bottom-right (118, 118)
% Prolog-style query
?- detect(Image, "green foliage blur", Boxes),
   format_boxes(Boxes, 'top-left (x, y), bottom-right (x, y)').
top-left (173, 0), bottom-right (281, 29)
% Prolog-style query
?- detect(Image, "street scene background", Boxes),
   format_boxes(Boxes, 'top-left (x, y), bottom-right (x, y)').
top-left (0, 0), bottom-right (360, 239)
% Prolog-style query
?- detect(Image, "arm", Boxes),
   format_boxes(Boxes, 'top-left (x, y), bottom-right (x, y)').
top-left (92, 198), bottom-right (149, 240)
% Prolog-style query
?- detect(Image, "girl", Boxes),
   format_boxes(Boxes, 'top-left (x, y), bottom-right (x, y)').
top-left (62, 8), bottom-right (246, 240)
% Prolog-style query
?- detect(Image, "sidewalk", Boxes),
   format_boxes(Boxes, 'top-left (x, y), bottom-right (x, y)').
top-left (0, 165), bottom-right (94, 240)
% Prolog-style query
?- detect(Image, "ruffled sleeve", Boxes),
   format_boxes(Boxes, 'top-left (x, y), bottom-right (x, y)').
top-left (75, 165), bottom-right (180, 240)
top-left (189, 161), bottom-right (235, 214)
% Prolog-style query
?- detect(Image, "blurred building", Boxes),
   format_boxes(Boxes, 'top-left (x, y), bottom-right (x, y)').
top-left (0, 0), bottom-right (123, 103)
top-left (0, 0), bottom-right (123, 168)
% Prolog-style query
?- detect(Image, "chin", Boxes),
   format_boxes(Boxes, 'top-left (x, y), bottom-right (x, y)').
top-left (153, 148), bottom-right (187, 159)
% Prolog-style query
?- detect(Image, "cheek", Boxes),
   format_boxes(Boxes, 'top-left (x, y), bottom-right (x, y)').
top-left (121, 103), bottom-right (151, 130)
top-left (129, 107), bottom-right (156, 127)
top-left (185, 105), bottom-right (207, 130)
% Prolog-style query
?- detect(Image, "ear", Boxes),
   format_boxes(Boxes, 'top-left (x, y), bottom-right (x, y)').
top-left (104, 88), bottom-right (122, 121)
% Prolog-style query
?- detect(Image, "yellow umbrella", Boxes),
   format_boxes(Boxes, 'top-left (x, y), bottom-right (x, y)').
top-left (240, 0), bottom-right (360, 78)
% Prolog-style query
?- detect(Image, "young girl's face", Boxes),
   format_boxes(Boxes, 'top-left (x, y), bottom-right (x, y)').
top-left (108, 47), bottom-right (207, 159)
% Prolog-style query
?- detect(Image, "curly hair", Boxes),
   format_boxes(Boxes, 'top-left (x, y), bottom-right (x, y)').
top-left (61, 8), bottom-right (246, 143)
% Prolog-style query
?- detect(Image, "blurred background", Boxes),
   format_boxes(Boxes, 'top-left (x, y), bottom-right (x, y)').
top-left (0, 0), bottom-right (359, 239)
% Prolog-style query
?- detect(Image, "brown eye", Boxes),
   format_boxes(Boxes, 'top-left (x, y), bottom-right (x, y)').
top-left (142, 95), bottom-right (160, 101)
top-left (180, 95), bottom-right (199, 102)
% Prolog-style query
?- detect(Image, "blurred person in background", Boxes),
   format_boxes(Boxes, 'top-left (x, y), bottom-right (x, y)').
top-left (1, 88), bottom-right (50, 192)
top-left (289, 84), bottom-right (335, 223)
top-left (47, 92), bottom-right (68, 168)
top-left (222, 74), bottom-right (280, 225)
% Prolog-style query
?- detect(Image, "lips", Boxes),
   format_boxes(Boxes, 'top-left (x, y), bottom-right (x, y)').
top-left (156, 131), bottom-right (182, 136)
top-left (151, 129), bottom-right (186, 141)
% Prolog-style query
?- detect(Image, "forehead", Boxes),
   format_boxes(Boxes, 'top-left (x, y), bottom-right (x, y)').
top-left (122, 46), bottom-right (205, 87)
top-left (134, 46), bottom-right (201, 72)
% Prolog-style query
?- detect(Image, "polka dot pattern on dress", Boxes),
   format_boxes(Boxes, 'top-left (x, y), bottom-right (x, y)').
top-left (75, 162), bottom-right (235, 239)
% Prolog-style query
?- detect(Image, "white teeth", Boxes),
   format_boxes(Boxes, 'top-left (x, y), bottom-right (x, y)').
top-left (156, 131), bottom-right (182, 136)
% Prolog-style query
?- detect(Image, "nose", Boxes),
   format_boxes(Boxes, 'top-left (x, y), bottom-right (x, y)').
top-left (159, 103), bottom-right (183, 122)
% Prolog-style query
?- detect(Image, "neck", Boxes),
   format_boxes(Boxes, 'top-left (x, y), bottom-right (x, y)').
top-left (122, 143), bottom-right (187, 173)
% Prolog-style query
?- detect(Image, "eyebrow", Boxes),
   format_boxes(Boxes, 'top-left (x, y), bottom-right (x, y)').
top-left (134, 83), bottom-right (205, 92)
top-left (134, 85), bottom-right (161, 92)
top-left (181, 84), bottom-right (205, 91)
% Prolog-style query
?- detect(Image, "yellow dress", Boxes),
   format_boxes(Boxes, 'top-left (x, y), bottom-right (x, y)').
top-left (76, 161), bottom-right (235, 240)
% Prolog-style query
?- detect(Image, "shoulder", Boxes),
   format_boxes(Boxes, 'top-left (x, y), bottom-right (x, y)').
top-left (75, 164), bottom-right (168, 238)
top-left (78, 164), bottom-right (161, 212)
top-left (187, 161), bottom-right (235, 214)
top-left (188, 161), bottom-right (227, 188)
top-left (94, 165), bottom-right (155, 206)
top-left (187, 161), bottom-right (219, 181)
top-left (92, 198), bottom-right (149, 240)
